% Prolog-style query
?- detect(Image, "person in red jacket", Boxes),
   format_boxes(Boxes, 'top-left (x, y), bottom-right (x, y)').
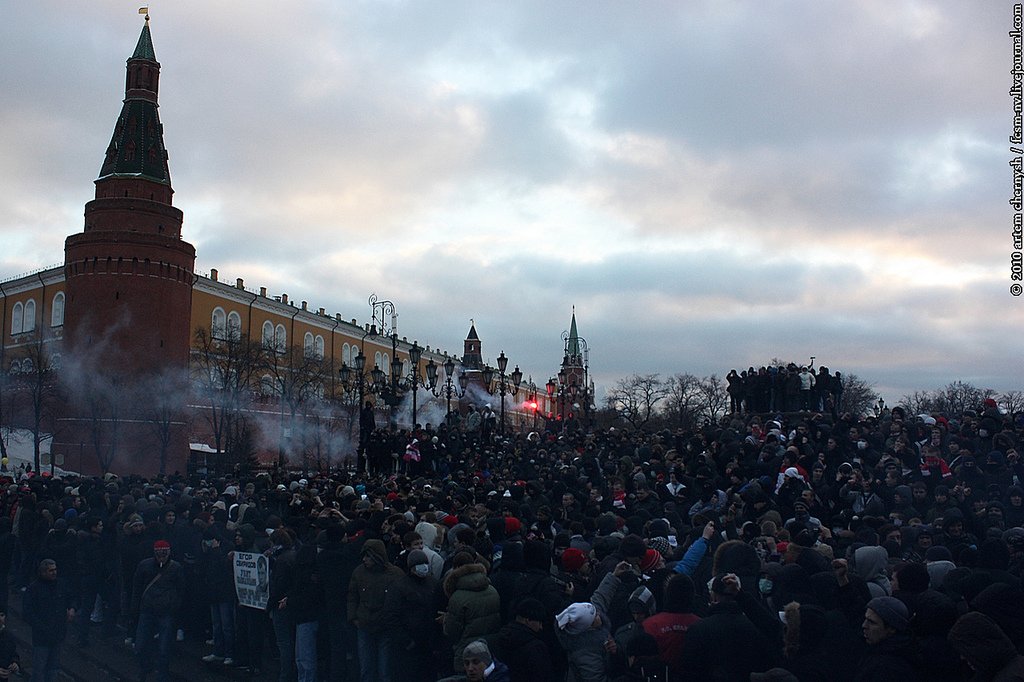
top-left (642, 573), bottom-right (700, 677)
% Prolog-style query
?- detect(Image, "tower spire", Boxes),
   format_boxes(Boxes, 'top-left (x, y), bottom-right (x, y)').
top-left (567, 307), bottom-right (581, 357)
top-left (96, 17), bottom-right (170, 193)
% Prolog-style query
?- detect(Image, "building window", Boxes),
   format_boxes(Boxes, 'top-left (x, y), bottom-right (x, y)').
top-left (227, 311), bottom-right (241, 340)
top-left (211, 307), bottom-right (227, 339)
top-left (51, 293), bottom-right (65, 327)
top-left (274, 324), bottom-right (286, 352)
top-left (314, 335), bottom-right (325, 359)
top-left (343, 343), bottom-right (351, 365)
top-left (304, 332), bottom-right (314, 357)
top-left (262, 321), bottom-right (274, 349)
top-left (382, 353), bottom-right (390, 375)
top-left (11, 303), bottom-right (23, 335)
top-left (374, 351), bottom-right (382, 371)
top-left (23, 300), bottom-right (36, 333)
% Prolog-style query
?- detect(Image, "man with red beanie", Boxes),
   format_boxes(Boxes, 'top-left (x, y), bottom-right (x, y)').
top-left (131, 540), bottom-right (185, 682)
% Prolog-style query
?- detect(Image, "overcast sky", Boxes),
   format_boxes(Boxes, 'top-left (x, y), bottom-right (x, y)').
top-left (0, 1), bottom-right (1020, 406)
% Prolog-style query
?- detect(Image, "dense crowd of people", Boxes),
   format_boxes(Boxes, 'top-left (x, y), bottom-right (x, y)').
top-left (3, 395), bottom-right (1024, 681)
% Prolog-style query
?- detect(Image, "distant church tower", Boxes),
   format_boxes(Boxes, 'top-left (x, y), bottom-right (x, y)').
top-left (54, 19), bottom-right (196, 473)
top-left (463, 321), bottom-right (482, 370)
top-left (556, 309), bottom-right (589, 422)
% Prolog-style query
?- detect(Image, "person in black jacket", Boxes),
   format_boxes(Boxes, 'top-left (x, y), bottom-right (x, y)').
top-left (383, 549), bottom-right (440, 682)
top-left (0, 518), bottom-right (16, 616)
top-left (316, 522), bottom-right (363, 682)
top-left (131, 540), bottom-right (185, 682)
top-left (490, 597), bottom-right (556, 682)
top-left (199, 527), bottom-right (236, 665)
top-left (0, 610), bottom-right (21, 680)
top-left (267, 528), bottom-right (297, 682)
top-left (286, 544), bottom-right (322, 682)
top-left (854, 596), bottom-right (921, 682)
top-left (678, 573), bottom-right (780, 682)
top-left (23, 559), bottom-right (73, 682)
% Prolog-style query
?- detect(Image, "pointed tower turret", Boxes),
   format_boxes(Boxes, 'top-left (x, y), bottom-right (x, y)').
top-left (56, 18), bottom-right (196, 475)
top-left (463, 321), bottom-right (482, 370)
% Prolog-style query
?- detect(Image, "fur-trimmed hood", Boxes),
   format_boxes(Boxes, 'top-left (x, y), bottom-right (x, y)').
top-left (444, 562), bottom-right (489, 598)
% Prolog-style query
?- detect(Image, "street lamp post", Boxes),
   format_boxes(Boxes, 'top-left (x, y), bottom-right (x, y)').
top-left (482, 351), bottom-right (522, 435)
top-left (426, 353), bottom-right (468, 423)
top-left (338, 349), bottom-right (383, 472)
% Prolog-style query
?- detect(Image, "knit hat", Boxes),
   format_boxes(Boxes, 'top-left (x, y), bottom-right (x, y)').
top-left (556, 602), bottom-right (597, 634)
top-left (628, 586), bottom-right (656, 615)
top-left (640, 548), bottom-right (661, 573)
top-left (648, 536), bottom-right (671, 559)
top-left (461, 640), bottom-right (492, 665)
top-left (867, 596), bottom-right (909, 631)
top-left (504, 516), bottom-right (522, 536)
top-left (896, 562), bottom-right (930, 593)
top-left (407, 549), bottom-right (428, 568)
top-left (561, 548), bottom-right (588, 573)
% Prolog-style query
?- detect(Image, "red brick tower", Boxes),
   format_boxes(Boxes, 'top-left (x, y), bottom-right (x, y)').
top-left (54, 19), bottom-right (196, 474)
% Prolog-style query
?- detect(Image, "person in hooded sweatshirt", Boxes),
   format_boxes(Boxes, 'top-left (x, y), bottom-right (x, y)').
top-left (949, 611), bottom-right (1024, 682)
top-left (348, 538), bottom-right (404, 682)
top-left (850, 545), bottom-right (892, 598)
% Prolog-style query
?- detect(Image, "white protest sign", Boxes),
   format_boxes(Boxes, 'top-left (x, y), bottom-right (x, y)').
top-left (233, 550), bottom-right (270, 610)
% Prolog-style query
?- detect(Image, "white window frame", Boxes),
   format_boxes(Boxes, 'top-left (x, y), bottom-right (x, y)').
top-left (11, 302), bottom-right (23, 335)
top-left (23, 300), bottom-right (35, 332)
top-left (262, 320), bottom-right (275, 348)
top-left (211, 307), bottom-right (227, 339)
top-left (227, 311), bottom-right (242, 341)
top-left (51, 293), bottom-right (65, 328)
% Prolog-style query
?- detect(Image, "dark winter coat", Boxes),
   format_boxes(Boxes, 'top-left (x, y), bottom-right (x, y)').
top-left (347, 539), bottom-right (404, 632)
top-left (852, 631), bottom-right (922, 682)
top-left (949, 611), bottom-right (1024, 682)
top-left (678, 599), bottom-right (780, 682)
top-left (490, 620), bottom-right (556, 682)
top-left (444, 562), bottom-right (502, 667)
top-left (23, 576), bottom-right (73, 646)
top-left (131, 557), bottom-right (186, 617)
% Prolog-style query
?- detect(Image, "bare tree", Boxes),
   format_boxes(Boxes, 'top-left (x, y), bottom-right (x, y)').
top-left (266, 344), bottom-right (331, 468)
top-left (138, 368), bottom-right (189, 475)
top-left (838, 373), bottom-right (880, 419)
top-left (605, 374), bottom-right (668, 432)
top-left (1000, 390), bottom-right (1024, 416)
top-left (12, 335), bottom-right (62, 472)
top-left (191, 327), bottom-right (268, 469)
top-left (662, 373), bottom-right (727, 428)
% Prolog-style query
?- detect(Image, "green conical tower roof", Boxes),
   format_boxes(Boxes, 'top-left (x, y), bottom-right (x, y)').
top-left (97, 21), bottom-right (170, 185)
top-left (132, 23), bottom-right (156, 61)
top-left (567, 309), bottom-right (581, 357)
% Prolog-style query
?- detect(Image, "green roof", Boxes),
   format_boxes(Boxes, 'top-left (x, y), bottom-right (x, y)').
top-left (132, 24), bottom-right (156, 61)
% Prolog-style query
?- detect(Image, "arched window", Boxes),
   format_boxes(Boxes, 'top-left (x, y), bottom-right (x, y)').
top-left (51, 293), bottom-right (65, 327)
top-left (211, 307), bottom-right (226, 339)
top-left (342, 343), bottom-right (351, 365)
top-left (314, 335), bottom-right (325, 359)
top-left (262, 321), bottom-right (275, 348)
top-left (260, 374), bottom-right (275, 397)
top-left (23, 300), bottom-right (36, 333)
top-left (304, 332), bottom-right (314, 356)
top-left (274, 324), bottom-right (286, 352)
top-left (374, 351), bottom-right (382, 371)
top-left (382, 353), bottom-right (390, 375)
top-left (11, 302), bottom-right (23, 335)
top-left (227, 311), bottom-right (242, 340)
